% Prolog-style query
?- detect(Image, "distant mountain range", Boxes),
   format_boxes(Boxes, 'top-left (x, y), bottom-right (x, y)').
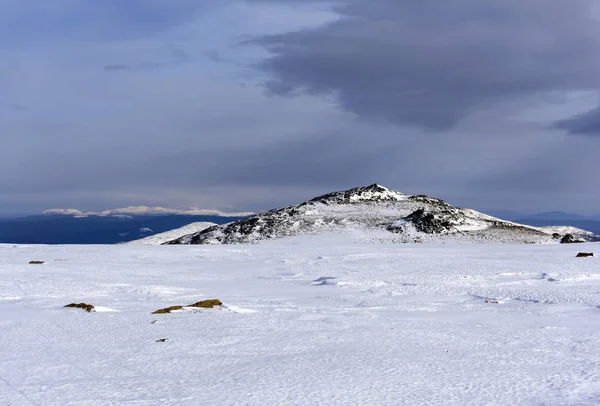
top-left (43, 205), bottom-right (254, 218)
top-left (2, 197), bottom-right (598, 245)
top-left (165, 184), bottom-right (599, 245)
top-left (484, 211), bottom-right (600, 234)
top-left (0, 207), bottom-right (250, 244)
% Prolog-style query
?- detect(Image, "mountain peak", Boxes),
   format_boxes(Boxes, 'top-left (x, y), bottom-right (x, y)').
top-left (164, 184), bottom-right (600, 246)
top-left (308, 184), bottom-right (406, 205)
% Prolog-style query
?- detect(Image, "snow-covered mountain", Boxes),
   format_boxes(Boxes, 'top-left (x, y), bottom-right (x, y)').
top-left (43, 206), bottom-right (254, 218)
top-left (165, 184), bottom-right (600, 245)
top-left (127, 222), bottom-right (216, 245)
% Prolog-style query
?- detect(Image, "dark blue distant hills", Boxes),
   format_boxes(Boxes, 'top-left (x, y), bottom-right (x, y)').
top-left (485, 211), bottom-right (600, 234)
top-left (0, 207), bottom-right (251, 244)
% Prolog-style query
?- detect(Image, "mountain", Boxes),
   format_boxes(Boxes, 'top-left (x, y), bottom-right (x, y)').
top-left (480, 210), bottom-right (526, 222)
top-left (0, 213), bottom-right (248, 245)
top-left (514, 219), bottom-right (600, 235)
top-left (43, 206), bottom-right (254, 218)
top-left (490, 211), bottom-right (600, 235)
top-left (519, 211), bottom-right (591, 221)
top-left (127, 222), bottom-right (216, 245)
top-left (164, 184), bottom-right (599, 245)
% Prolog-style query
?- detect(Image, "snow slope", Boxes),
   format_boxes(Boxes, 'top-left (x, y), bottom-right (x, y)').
top-left (1, 235), bottom-right (600, 405)
top-left (127, 222), bottom-right (217, 245)
top-left (166, 184), bottom-right (598, 245)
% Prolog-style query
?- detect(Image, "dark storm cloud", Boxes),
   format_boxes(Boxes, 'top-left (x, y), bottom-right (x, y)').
top-left (3, 0), bottom-right (600, 216)
top-left (554, 107), bottom-right (600, 136)
top-left (249, 0), bottom-right (600, 131)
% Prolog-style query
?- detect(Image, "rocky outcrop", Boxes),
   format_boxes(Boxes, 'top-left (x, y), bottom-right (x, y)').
top-left (560, 234), bottom-right (586, 244)
top-left (64, 303), bottom-right (95, 312)
top-left (403, 209), bottom-right (455, 234)
top-left (152, 299), bottom-right (222, 314)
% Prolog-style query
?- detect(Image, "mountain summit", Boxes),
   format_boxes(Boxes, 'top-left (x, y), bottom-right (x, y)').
top-left (308, 184), bottom-right (406, 204)
top-left (164, 185), bottom-right (598, 245)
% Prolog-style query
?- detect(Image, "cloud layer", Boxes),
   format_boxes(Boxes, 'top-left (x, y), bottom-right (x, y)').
top-left (251, 0), bottom-right (600, 131)
top-left (1, 0), bottom-right (600, 216)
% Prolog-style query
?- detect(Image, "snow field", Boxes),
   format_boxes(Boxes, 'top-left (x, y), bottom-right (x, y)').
top-left (1, 235), bottom-right (599, 405)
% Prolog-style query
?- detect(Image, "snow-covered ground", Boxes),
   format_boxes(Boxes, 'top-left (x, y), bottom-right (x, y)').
top-left (1, 233), bottom-right (600, 405)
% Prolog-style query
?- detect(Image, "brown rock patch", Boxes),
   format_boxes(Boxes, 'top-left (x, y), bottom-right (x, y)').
top-left (187, 299), bottom-right (222, 308)
top-left (152, 305), bottom-right (184, 314)
top-left (64, 303), bottom-right (95, 312)
top-left (151, 299), bottom-right (222, 314)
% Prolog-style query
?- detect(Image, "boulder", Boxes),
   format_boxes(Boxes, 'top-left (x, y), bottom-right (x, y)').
top-left (404, 209), bottom-right (454, 234)
top-left (64, 303), bottom-right (95, 312)
top-left (188, 299), bottom-right (222, 308)
top-left (151, 299), bottom-right (222, 314)
top-left (560, 234), bottom-right (585, 244)
top-left (152, 305), bottom-right (183, 314)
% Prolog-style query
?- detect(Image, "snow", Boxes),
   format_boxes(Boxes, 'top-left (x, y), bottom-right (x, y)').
top-left (169, 185), bottom-right (585, 245)
top-left (537, 225), bottom-right (596, 237)
top-left (1, 234), bottom-right (600, 405)
top-left (128, 222), bottom-right (217, 245)
top-left (43, 206), bottom-right (254, 218)
top-left (43, 208), bottom-right (88, 218)
top-left (346, 184), bottom-right (407, 202)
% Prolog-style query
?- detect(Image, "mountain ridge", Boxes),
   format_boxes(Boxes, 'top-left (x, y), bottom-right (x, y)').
top-left (164, 184), bottom-right (599, 245)
top-left (43, 206), bottom-right (254, 218)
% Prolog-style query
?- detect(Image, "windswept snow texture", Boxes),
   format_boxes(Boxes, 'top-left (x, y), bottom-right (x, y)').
top-left (128, 222), bottom-right (217, 245)
top-left (536, 225), bottom-right (598, 238)
top-left (2, 235), bottom-right (600, 405)
top-left (165, 184), bottom-right (598, 245)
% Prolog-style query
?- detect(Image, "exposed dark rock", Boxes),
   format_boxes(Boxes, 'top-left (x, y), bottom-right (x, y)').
top-left (155, 338), bottom-right (168, 342)
top-left (64, 303), bottom-right (95, 312)
top-left (576, 252), bottom-right (594, 257)
top-left (29, 260), bottom-right (44, 264)
top-left (386, 223), bottom-right (405, 234)
top-left (407, 195), bottom-right (452, 208)
top-left (404, 209), bottom-right (455, 234)
top-left (560, 234), bottom-right (585, 244)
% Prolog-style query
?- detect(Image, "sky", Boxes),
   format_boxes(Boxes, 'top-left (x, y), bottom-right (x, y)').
top-left (1, 0), bottom-right (600, 216)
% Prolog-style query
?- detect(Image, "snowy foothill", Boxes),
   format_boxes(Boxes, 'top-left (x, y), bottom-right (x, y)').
top-left (1, 232), bottom-right (600, 405)
top-left (127, 222), bottom-right (217, 245)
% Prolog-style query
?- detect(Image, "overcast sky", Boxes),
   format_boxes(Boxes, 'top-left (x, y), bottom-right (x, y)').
top-left (2, 0), bottom-right (600, 216)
